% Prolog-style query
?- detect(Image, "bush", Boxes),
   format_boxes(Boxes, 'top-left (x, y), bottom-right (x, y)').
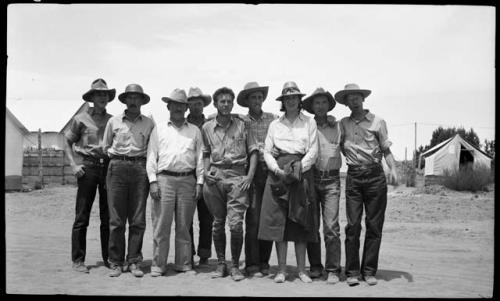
top-left (442, 165), bottom-right (493, 192)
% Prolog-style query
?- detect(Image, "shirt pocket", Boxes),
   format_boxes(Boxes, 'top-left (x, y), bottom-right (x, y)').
top-left (231, 135), bottom-right (247, 157)
top-left (116, 131), bottom-right (131, 147)
top-left (363, 130), bottom-right (378, 146)
top-left (84, 127), bottom-right (99, 145)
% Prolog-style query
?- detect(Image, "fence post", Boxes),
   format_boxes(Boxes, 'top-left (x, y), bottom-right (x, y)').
top-left (37, 128), bottom-right (44, 189)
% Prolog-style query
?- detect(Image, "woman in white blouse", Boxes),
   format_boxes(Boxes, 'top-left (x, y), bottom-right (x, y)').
top-left (257, 81), bottom-right (319, 283)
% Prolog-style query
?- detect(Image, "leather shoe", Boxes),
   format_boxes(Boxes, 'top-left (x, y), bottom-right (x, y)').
top-left (274, 272), bottom-right (286, 283)
top-left (364, 275), bottom-right (378, 285)
top-left (129, 263), bottom-right (144, 278)
top-left (230, 267), bottom-right (245, 281)
top-left (72, 262), bottom-right (89, 273)
top-left (309, 268), bottom-right (323, 279)
top-left (326, 272), bottom-right (340, 284)
top-left (198, 258), bottom-right (209, 267)
top-left (260, 267), bottom-right (270, 276)
top-left (211, 263), bottom-right (227, 278)
top-left (298, 271), bottom-right (312, 283)
top-left (109, 265), bottom-right (122, 277)
top-left (346, 276), bottom-right (360, 286)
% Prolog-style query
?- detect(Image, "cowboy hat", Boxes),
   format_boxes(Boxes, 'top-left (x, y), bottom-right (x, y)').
top-left (118, 84), bottom-right (150, 105)
top-left (276, 81), bottom-right (306, 101)
top-left (236, 82), bottom-right (269, 107)
top-left (187, 87), bottom-right (212, 107)
top-left (161, 88), bottom-right (188, 105)
top-left (334, 83), bottom-right (371, 105)
top-left (302, 87), bottom-right (336, 114)
top-left (82, 78), bottom-right (116, 102)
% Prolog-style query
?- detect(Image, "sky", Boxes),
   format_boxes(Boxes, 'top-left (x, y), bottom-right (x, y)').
top-left (6, 3), bottom-right (496, 161)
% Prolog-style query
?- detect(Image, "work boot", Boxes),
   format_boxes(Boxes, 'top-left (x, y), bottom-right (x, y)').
top-left (230, 266), bottom-right (245, 281)
top-left (364, 275), bottom-right (378, 286)
top-left (326, 272), bottom-right (340, 284)
top-left (211, 262), bottom-right (227, 278)
top-left (346, 276), bottom-right (360, 286)
top-left (108, 265), bottom-right (122, 277)
top-left (72, 262), bottom-right (89, 274)
top-left (198, 257), bottom-right (209, 267)
top-left (129, 263), bottom-right (144, 278)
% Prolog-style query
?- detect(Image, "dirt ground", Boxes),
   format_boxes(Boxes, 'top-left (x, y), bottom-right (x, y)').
top-left (5, 178), bottom-right (494, 297)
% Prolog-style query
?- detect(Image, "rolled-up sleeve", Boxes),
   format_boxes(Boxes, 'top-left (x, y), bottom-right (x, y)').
top-left (146, 125), bottom-right (159, 183)
top-left (201, 125), bottom-right (211, 158)
top-left (102, 119), bottom-right (114, 156)
top-left (194, 127), bottom-right (204, 185)
top-left (64, 117), bottom-right (81, 143)
top-left (378, 119), bottom-right (393, 151)
top-left (263, 121), bottom-right (279, 173)
top-left (301, 119), bottom-right (318, 172)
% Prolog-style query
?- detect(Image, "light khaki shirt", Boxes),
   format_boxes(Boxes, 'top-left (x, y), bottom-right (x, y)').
top-left (146, 120), bottom-right (204, 184)
top-left (316, 119), bottom-right (342, 171)
top-left (201, 116), bottom-right (258, 167)
top-left (103, 111), bottom-right (155, 158)
top-left (340, 110), bottom-right (392, 166)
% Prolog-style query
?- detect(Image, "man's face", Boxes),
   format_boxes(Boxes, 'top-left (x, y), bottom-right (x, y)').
top-left (345, 93), bottom-right (364, 112)
top-left (247, 91), bottom-right (264, 114)
top-left (92, 91), bottom-right (110, 110)
top-left (168, 101), bottom-right (187, 119)
top-left (311, 95), bottom-right (330, 117)
top-left (282, 95), bottom-right (300, 112)
top-left (188, 98), bottom-right (204, 116)
top-left (214, 93), bottom-right (234, 116)
top-left (125, 93), bottom-right (143, 114)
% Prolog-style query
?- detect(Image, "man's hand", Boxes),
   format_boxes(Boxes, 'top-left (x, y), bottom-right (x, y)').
top-left (194, 184), bottom-right (203, 200)
top-left (150, 182), bottom-right (161, 201)
top-left (239, 175), bottom-right (253, 191)
top-left (275, 168), bottom-right (288, 182)
top-left (72, 165), bottom-right (85, 178)
top-left (271, 147), bottom-right (280, 158)
top-left (204, 171), bottom-right (219, 186)
top-left (388, 168), bottom-right (399, 186)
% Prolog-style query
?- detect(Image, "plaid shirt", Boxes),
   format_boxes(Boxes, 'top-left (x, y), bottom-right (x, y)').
top-left (244, 112), bottom-right (278, 162)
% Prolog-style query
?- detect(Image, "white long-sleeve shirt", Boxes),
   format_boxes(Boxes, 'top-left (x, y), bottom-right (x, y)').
top-left (263, 112), bottom-right (318, 173)
top-left (146, 120), bottom-right (204, 184)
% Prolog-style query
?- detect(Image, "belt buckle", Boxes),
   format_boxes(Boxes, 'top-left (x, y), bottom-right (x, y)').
top-left (99, 158), bottom-right (104, 164)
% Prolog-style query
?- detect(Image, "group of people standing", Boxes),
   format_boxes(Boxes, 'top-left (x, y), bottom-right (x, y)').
top-left (66, 78), bottom-right (398, 286)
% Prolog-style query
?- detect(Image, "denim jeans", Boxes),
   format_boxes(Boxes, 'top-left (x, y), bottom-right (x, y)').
top-left (151, 174), bottom-right (197, 273)
top-left (189, 194), bottom-right (213, 260)
top-left (202, 165), bottom-right (249, 267)
top-left (307, 172), bottom-right (342, 275)
top-left (245, 161), bottom-right (273, 271)
top-left (71, 162), bottom-right (109, 264)
top-left (106, 159), bottom-right (149, 267)
top-left (344, 164), bottom-right (387, 277)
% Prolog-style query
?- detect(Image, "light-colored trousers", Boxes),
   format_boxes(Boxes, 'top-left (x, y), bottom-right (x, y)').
top-left (151, 174), bottom-right (197, 273)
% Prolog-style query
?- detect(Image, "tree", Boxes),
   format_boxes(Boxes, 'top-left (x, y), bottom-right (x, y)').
top-left (484, 139), bottom-right (495, 158)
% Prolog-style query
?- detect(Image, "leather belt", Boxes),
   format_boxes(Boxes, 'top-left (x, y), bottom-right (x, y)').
top-left (314, 169), bottom-right (339, 178)
top-left (212, 164), bottom-right (246, 170)
top-left (111, 155), bottom-right (146, 162)
top-left (81, 155), bottom-right (108, 165)
top-left (160, 170), bottom-right (195, 177)
top-left (347, 163), bottom-right (381, 171)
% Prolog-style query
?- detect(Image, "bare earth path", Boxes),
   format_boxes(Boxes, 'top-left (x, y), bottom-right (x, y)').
top-left (5, 182), bottom-right (494, 297)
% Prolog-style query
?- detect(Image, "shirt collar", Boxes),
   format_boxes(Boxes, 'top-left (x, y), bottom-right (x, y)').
top-left (279, 111), bottom-right (305, 122)
top-left (247, 110), bottom-right (264, 121)
top-left (214, 115), bottom-right (234, 129)
top-left (121, 111), bottom-right (143, 122)
top-left (168, 119), bottom-right (189, 128)
top-left (187, 113), bottom-right (205, 123)
top-left (315, 115), bottom-right (335, 128)
top-left (349, 109), bottom-right (373, 122)
top-left (88, 106), bottom-right (107, 116)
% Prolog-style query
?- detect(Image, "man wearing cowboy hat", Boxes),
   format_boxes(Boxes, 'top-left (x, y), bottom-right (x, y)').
top-left (302, 87), bottom-right (343, 284)
top-left (186, 87), bottom-right (214, 268)
top-left (64, 78), bottom-right (115, 273)
top-left (103, 83), bottom-right (155, 277)
top-left (146, 88), bottom-right (204, 276)
top-left (236, 81), bottom-right (278, 278)
top-left (201, 87), bottom-right (259, 281)
top-left (335, 83), bottom-right (398, 286)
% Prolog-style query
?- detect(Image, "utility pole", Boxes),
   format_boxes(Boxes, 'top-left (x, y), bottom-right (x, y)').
top-left (38, 128), bottom-right (43, 189)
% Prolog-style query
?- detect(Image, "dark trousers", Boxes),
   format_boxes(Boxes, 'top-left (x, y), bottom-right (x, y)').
top-left (245, 162), bottom-right (273, 271)
top-left (189, 195), bottom-right (213, 260)
top-left (344, 164), bottom-right (387, 277)
top-left (106, 159), bottom-right (149, 266)
top-left (71, 162), bottom-right (109, 264)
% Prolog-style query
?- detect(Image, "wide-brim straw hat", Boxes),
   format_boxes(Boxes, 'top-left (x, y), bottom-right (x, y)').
top-left (275, 81), bottom-right (306, 101)
top-left (187, 87), bottom-right (212, 107)
top-left (334, 83), bottom-right (371, 105)
top-left (161, 88), bottom-right (188, 105)
top-left (118, 83), bottom-right (150, 105)
top-left (82, 78), bottom-right (116, 102)
top-left (236, 82), bottom-right (269, 107)
top-left (302, 87), bottom-right (336, 114)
